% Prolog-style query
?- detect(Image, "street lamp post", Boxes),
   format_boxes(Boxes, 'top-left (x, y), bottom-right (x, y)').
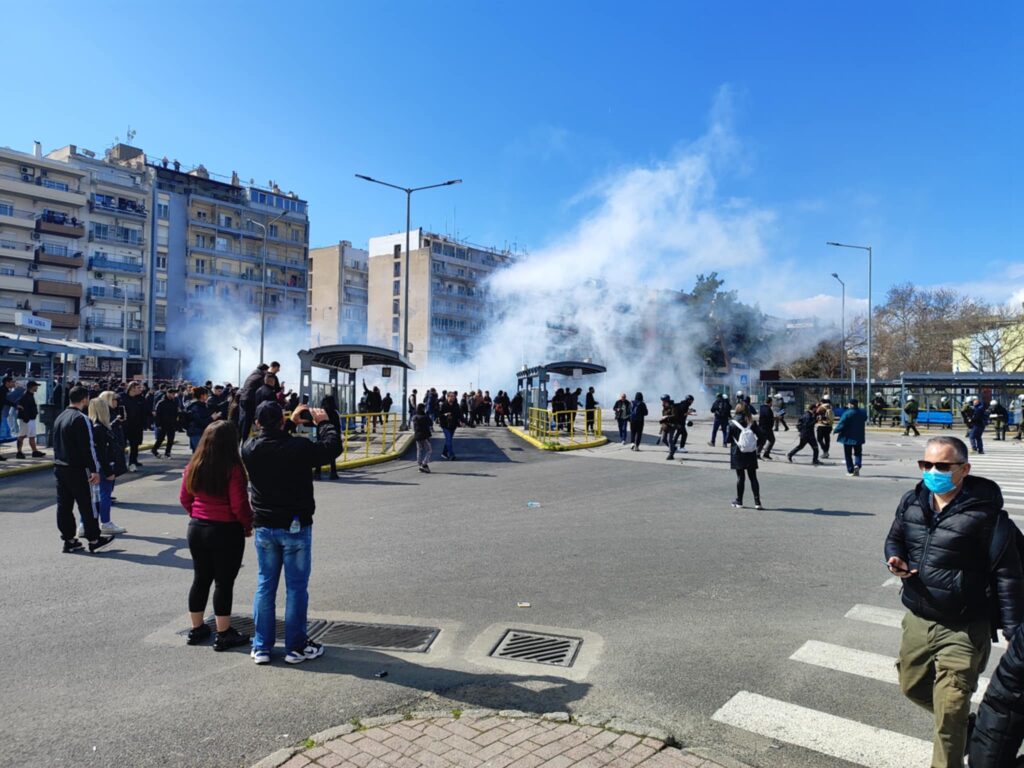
top-left (355, 173), bottom-right (462, 431)
top-left (246, 212), bottom-right (288, 364)
top-left (831, 272), bottom-right (846, 380)
top-left (231, 345), bottom-right (242, 387)
top-left (827, 242), bottom-right (872, 407)
top-left (113, 276), bottom-right (129, 381)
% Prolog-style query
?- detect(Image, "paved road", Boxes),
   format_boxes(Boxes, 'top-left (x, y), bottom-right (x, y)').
top-left (0, 423), bottom-right (1020, 768)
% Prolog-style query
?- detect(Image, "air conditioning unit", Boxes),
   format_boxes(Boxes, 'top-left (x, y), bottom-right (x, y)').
top-left (20, 166), bottom-right (33, 175)
top-left (95, 272), bottom-right (104, 278)
top-left (30, 232), bottom-right (40, 241)
top-left (21, 174), bottom-right (31, 183)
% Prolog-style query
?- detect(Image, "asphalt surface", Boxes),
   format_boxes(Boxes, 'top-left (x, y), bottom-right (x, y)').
top-left (0, 420), bottom-right (1019, 768)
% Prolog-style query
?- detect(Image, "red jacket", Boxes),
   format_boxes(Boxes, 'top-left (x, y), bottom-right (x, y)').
top-left (179, 463), bottom-right (253, 531)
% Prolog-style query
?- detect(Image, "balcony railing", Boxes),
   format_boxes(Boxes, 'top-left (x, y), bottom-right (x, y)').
top-left (0, 207), bottom-right (36, 225)
top-left (35, 246), bottom-right (84, 268)
top-left (36, 215), bottom-right (85, 239)
top-left (36, 310), bottom-right (80, 329)
top-left (0, 169), bottom-right (84, 196)
top-left (88, 286), bottom-right (145, 302)
top-left (85, 318), bottom-right (144, 330)
top-left (90, 199), bottom-right (147, 219)
top-left (89, 254), bottom-right (144, 274)
top-left (35, 278), bottom-right (83, 298)
top-left (89, 230), bottom-right (145, 248)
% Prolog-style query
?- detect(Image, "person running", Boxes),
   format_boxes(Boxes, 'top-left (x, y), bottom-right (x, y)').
top-left (179, 420), bottom-right (253, 652)
top-left (613, 393), bottom-right (631, 445)
top-left (668, 395), bottom-right (695, 460)
top-left (413, 403), bottom-right (433, 473)
top-left (629, 392), bottom-right (648, 451)
top-left (833, 397), bottom-right (867, 477)
top-left (438, 390), bottom-right (463, 461)
top-left (757, 398), bottom-right (776, 460)
top-left (787, 404), bottom-right (821, 465)
top-left (243, 402), bottom-right (341, 665)
top-left (815, 395), bottom-right (834, 458)
top-left (51, 385), bottom-right (114, 553)
top-left (728, 403), bottom-right (763, 509)
top-left (14, 380), bottom-right (44, 458)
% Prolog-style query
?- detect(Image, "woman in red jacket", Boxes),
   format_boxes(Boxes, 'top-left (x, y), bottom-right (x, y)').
top-left (180, 420), bottom-right (254, 651)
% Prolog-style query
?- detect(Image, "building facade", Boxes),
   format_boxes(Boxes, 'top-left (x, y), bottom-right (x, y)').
top-left (148, 160), bottom-right (310, 380)
top-left (0, 144), bottom-right (88, 361)
top-left (309, 240), bottom-right (368, 347)
top-left (366, 229), bottom-right (513, 370)
top-left (953, 321), bottom-right (1024, 373)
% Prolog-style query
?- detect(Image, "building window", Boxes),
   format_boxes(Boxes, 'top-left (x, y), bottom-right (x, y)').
top-left (214, 237), bottom-right (228, 252)
top-left (218, 214), bottom-right (232, 228)
top-left (42, 179), bottom-right (69, 192)
top-left (195, 234), bottom-right (207, 248)
top-left (0, 201), bottom-right (14, 216)
top-left (393, 244), bottom-right (401, 257)
top-left (92, 223), bottom-right (110, 240)
top-left (154, 331), bottom-right (166, 351)
top-left (392, 299), bottom-right (400, 315)
top-left (156, 201), bottom-right (169, 220)
top-left (392, 316), bottom-right (400, 333)
top-left (392, 334), bottom-right (399, 350)
top-left (155, 305), bottom-right (167, 325)
top-left (156, 254), bottom-right (167, 270)
top-left (290, 228), bottom-right (301, 242)
top-left (157, 225), bottom-right (169, 247)
top-left (268, 224), bottom-right (278, 238)
top-left (156, 279), bottom-right (167, 297)
top-left (393, 280), bottom-right (400, 296)
top-left (393, 261), bottom-right (401, 277)
top-left (195, 259), bottom-right (206, 274)
top-left (431, 241), bottom-right (441, 254)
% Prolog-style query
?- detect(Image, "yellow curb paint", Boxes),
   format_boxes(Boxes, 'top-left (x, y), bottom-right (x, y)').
top-left (507, 426), bottom-right (608, 452)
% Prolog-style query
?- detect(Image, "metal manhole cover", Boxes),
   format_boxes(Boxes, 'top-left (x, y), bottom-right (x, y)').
top-left (316, 621), bottom-right (439, 653)
top-left (490, 629), bottom-right (582, 667)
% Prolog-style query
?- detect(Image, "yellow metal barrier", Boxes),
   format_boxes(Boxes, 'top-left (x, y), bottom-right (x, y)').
top-left (336, 411), bottom-right (400, 462)
top-left (526, 406), bottom-right (603, 448)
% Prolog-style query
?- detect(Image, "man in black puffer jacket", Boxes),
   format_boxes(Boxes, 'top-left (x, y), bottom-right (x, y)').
top-left (970, 624), bottom-right (1024, 767)
top-left (885, 435), bottom-right (1024, 768)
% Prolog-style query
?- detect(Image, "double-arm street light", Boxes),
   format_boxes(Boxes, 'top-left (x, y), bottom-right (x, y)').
top-left (355, 173), bottom-right (462, 431)
top-left (831, 272), bottom-right (846, 380)
top-left (827, 242), bottom-right (872, 407)
top-left (246, 211), bottom-right (289, 364)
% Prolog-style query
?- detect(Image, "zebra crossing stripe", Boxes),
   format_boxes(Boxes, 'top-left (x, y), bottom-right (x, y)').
top-left (790, 640), bottom-right (989, 704)
top-left (711, 691), bottom-right (932, 768)
top-left (846, 603), bottom-right (1008, 648)
top-left (882, 576), bottom-right (902, 588)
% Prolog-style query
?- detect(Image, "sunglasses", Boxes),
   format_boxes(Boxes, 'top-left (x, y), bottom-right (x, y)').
top-left (917, 461), bottom-right (965, 472)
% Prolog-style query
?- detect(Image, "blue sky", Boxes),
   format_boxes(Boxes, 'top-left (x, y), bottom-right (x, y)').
top-left (3, 1), bottom-right (1021, 319)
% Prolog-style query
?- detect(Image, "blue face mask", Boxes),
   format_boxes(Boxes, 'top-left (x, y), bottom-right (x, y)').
top-left (922, 469), bottom-right (957, 494)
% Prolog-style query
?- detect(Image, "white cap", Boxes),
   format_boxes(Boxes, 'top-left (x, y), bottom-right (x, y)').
top-left (736, 390), bottom-right (744, 397)
top-left (821, 395), bottom-right (830, 401)
top-left (1019, 394), bottom-right (1024, 400)
top-left (907, 395), bottom-right (914, 400)
top-left (991, 399), bottom-right (998, 406)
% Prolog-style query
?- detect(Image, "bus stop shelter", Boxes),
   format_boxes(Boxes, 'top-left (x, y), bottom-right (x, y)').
top-left (899, 371), bottom-right (1024, 426)
top-left (516, 360), bottom-right (606, 421)
top-left (297, 344), bottom-right (414, 415)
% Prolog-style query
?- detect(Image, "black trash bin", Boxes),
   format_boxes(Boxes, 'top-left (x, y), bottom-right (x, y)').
top-left (39, 404), bottom-right (58, 447)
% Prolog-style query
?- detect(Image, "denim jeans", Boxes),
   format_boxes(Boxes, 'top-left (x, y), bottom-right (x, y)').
top-left (97, 476), bottom-right (114, 523)
top-left (252, 525), bottom-right (312, 653)
top-left (843, 443), bottom-right (862, 473)
top-left (189, 434), bottom-right (201, 452)
top-left (617, 418), bottom-right (628, 442)
top-left (442, 427), bottom-right (455, 457)
top-left (710, 420), bottom-right (728, 445)
top-left (969, 425), bottom-right (985, 453)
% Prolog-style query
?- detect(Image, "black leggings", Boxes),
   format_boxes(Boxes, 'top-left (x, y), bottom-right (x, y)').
top-left (187, 520), bottom-right (244, 616)
top-left (631, 421), bottom-right (644, 447)
top-left (735, 468), bottom-right (760, 503)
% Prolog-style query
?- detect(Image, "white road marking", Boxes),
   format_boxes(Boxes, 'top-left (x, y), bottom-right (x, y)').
top-left (882, 576), bottom-right (902, 588)
top-left (712, 691), bottom-right (933, 768)
top-left (790, 640), bottom-right (989, 704)
top-left (845, 603), bottom-right (903, 628)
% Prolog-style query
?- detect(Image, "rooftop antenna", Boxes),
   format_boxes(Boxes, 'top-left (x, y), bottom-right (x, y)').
top-left (126, 126), bottom-right (136, 143)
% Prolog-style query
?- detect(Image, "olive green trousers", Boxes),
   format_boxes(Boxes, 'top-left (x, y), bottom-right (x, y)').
top-left (898, 611), bottom-right (991, 768)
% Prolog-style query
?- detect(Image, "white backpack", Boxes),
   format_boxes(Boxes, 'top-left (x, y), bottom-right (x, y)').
top-left (730, 419), bottom-right (758, 453)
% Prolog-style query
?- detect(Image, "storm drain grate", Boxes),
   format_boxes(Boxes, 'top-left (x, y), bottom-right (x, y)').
top-left (316, 621), bottom-right (439, 653)
top-left (490, 629), bottom-right (582, 668)
top-left (185, 615), bottom-right (329, 641)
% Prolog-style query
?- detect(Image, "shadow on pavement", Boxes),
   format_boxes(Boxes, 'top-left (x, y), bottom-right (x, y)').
top-left (94, 534), bottom-right (192, 570)
top-left (773, 507), bottom-right (874, 517)
top-left (120, 501), bottom-right (187, 515)
top-left (440, 436), bottom-right (516, 463)
top-left (298, 648), bottom-right (591, 713)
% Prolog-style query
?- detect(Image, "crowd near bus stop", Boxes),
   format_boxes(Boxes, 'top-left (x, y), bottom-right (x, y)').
top-left (515, 360), bottom-right (607, 448)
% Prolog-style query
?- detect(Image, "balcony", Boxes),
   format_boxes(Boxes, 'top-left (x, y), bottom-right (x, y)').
top-left (35, 278), bottom-right (83, 298)
top-left (0, 238), bottom-right (33, 261)
top-left (89, 198), bottom-right (147, 219)
top-left (0, 172), bottom-right (86, 206)
top-left (88, 286), bottom-right (144, 303)
top-left (35, 246), bottom-right (84, 268)
top-left (85, 318), bottom-right (144, 331)
top-left (89, 254), bottom-right (144, 274)
top-left (89, 230), bottom-right (145, 249)
top-left (0, 207), bottom-right (35, 230)
top-left (36, 310), bottom-right (80, 329)
top-left (36, 213), bottom-right (85, 238)
top-left (1, 276), bottom-right (35, 294)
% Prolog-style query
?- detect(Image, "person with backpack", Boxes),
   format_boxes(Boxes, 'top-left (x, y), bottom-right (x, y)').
top-left (628, 392), bottom-right (648, 451)
top-left (833, 397), bottom-right (867, 477)
top-left (613, 393), bottom-right (631, 445)
top-left (787, 404), bottom-right (821, 465)
top-left (727, 402), bottom-right (763, 509)
top-left (885, 436), bottom-right (1024, 768)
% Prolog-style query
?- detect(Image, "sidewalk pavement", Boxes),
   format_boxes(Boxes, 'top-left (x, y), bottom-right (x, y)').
top-left (252, 710), bottom-right (748, 768)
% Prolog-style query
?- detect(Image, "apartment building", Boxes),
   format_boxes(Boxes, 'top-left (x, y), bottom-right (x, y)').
top-left (0, 145), bottom-right (88, 364)
top-left (309, 240), bottom-right (368, 347)
top-left (46, 143), bottom-right (151, 378)
top-left (148, 160), bottom-right (309, 379)
top-left (366, 229), bottom-right (513, 370)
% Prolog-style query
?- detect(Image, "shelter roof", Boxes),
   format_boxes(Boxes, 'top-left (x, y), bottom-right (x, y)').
top-left (298, 344), bottom-right (414, 372)
top-left (0, 331), bottom-right (127, 358)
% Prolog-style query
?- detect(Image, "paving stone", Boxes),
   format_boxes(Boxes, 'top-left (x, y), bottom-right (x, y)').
top-left (441, 733), bottom-right (479, 754)
top-left (357, 739), bottom-right (391, 758)
top-left (541, 711), bottom-right (570, 722)
top-left (279, 756), bottom-right (311, 768)
top-left (444, 721), bottom-right (481, 741)
top-left (314, 754), bottom-right (344, 768)
top-left (251, 747), bottom-right (300, 768)
top-left (498, 709), bottom-right (528, 718)
top-left (471, 728), bottom-right (508, 748)
top-left (562, 743), bottom-right (598, 761)
top-left (324, 739), bottom-right (363, 759)
top-left (385, 723), bottom-right (423, 743)
top-left (360, 715), bottom-right (406, 728)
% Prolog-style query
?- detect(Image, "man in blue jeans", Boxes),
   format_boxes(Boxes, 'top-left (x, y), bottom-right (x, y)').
top-left (241, 401), bottom-right (342, 665)
top-left (438, 389), bottom-right (462, 461)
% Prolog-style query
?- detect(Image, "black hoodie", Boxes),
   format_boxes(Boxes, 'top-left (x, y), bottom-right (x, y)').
top-left (885, 475), bottom-right (1024, 632)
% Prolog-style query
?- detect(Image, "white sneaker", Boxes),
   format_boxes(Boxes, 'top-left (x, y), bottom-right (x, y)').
top-left (76, 523), bottom-right (85, 538)
top-left (100, 521), bottom-right (126, 534)
top-left (127, 464), bottom-right (137, 473)
top-left (285, 640), bottom-right (324, 664)
top-left (251, 648), bottom-right (270, 665)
